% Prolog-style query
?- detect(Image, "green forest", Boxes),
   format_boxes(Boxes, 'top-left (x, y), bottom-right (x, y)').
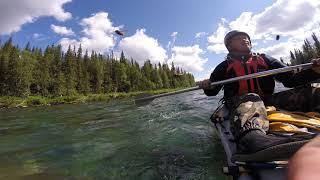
top-left (0, 38), bottom-right (195, 99)
top-left (1, 32), bottom-right (320, 108)
top-left (290, 32), bottom-right (320, 65)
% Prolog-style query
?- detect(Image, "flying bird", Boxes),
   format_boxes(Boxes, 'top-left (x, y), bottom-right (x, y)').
top-left (115, 30), bottom-right (125, 36)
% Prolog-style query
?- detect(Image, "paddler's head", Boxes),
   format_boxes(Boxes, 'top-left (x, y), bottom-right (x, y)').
top-left (224, 30), bottom-right (252, 54)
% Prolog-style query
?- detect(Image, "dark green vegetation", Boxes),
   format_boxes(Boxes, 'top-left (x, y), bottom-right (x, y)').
top-left (0, 38), bottom-right (195, 107)
top-left (0, 89), bottom-right (183, 108)
top-left (289, 32), bottom-right (320, 65)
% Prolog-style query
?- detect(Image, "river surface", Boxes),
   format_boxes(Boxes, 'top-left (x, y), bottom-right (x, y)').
top-left (0, 83), bottom-right (289, 180)
top-left (0, 90), bottom-right (229, 180)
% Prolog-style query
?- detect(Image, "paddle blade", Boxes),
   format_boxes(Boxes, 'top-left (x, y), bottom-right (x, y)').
top-left (134, 93), bottom-right (155, 106)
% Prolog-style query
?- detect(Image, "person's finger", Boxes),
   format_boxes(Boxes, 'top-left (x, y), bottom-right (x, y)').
top-left (312, 58), bottom-right (320, 64)
top-left (199, 80), bottom-right (211, 89)
top-left (312, 58), bottom-right (320, 66)
top-left (199, 81), bottom-right (205, 88)
top-left (205, 80), bottom-right (211, 89)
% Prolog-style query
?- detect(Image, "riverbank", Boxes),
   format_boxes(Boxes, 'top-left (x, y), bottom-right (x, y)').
top-left (0, 88), bottom-right (184, 108)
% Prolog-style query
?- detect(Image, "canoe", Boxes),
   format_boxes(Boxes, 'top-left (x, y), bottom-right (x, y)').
top-left (212, 105), bottom-right (314, 180)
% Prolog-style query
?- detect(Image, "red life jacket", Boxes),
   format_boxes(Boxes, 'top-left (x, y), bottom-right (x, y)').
top-left (226, 54), bottom-right (269, 97)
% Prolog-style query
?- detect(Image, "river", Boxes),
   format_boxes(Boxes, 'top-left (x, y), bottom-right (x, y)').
top-left (0, 90), bottom-right (227, 180)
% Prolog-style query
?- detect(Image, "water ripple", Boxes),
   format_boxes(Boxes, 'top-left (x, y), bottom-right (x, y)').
top-left (0, 90), bottom-right (226, 179)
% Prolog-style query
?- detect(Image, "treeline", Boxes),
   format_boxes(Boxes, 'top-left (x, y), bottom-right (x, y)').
top-left (0, 38), bottom-right (195, 97)
top-left (290, 32), bottom-right (320, 65)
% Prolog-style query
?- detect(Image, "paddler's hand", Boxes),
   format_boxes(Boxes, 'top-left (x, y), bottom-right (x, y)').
top-left (311, 58), bottom-right (320, 74)
top-left (198, 79), bottom-right (212, 90)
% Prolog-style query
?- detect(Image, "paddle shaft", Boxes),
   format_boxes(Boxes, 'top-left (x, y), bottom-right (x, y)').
top-left (135, 63), bottom-right (313, 102)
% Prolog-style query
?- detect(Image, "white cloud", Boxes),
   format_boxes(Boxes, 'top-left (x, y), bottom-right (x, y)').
top-left (256, 34), bottom-right (318, 61)
top-left (194, 68), bottom-right (214, 81)
top-left (229, 12), bottom-right (256, 37)
top-left (51, 24), bottom-right (75, 36)
top-left (59, 38), bottom-right (79, 50)
top-left (195, 32), bottom-right (207, 39)
top-left (207, 0), bottom-right (320, 59)
top-left (207, 19), bottom-right (229, 44)
top-left (168, 45), bottom-right (208, 72)
top-left (118, 29), bottom-right (168, 65)
top-left (167, 31), bottom-right (178, 52)
top-left (59, 12), bottom-right (117, 54)
top-left (206, 19), bottom-right (230, 54)
top-left (254, 0), bottom-right (318, 36)
top-left (0, 0), bottom-right (72, 35)
top-left (256, 42), bottom-right (295, 60)
top-left (33, 33), bottom-right (42, 39)
top-left (32, 33), bottom-right (48, 41)
top-left (207, 43), bottom-right (228, 54)
top-left (171, 32), bottom-right (178, 37)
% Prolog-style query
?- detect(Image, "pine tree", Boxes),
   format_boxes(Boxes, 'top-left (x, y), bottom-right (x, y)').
top-left (25, 42), bottom-right (31, 51)
top-left (187, 73), bottom-right (195, 87)
top-left (296, 49), bottom-right (305, 64)
top-left (312, 33), bottom-right (320, 57)
top-left (117, 51), bottom-right (130, 92)
top-left (128, 60), bottom-right (142, 91)
top-left (76, 45), bottom-right (83, 92)
top-left (141, 60), bottom-right (155, 89)
top-left (302, 39), bottom-right (314, 62)
top-left (290, 51), bottom-right (295, 62)
top-left (82, 50), bottom-right (90, 94)
top-left (49, 45), bottom-right (65, 96)
top-left (120, 51), bottom-right (127, 64)
top-left (30, 47), bottom-right (42, 95)
top-left (19, 48), bottom-right (35, 96)
top-left (170, 62), bottom-right (178, 88)
top-left (102, 58), bottom-right (113, 93)
top-left (64, 45), bottom-right (77, 95)
top-left (117, 62), bottom-right (130, 92)
top-left (88, 52), bottom-right (103, 93)
top-left (3, 37), bottom-right (13, 52)
top-left (32, 46), bottom-right (51, 96)
top-left (110, 58), bottom-right (118, 92)
top-left (151, 64), bottom-right (162, 89)
top-left (0, 39), bottom-right (196, 97)
top-left (0, 55), bottom-right (7, 95)
top-left (161, 63), bottom-right (171, 88)
top-left (6, 47), bottom-right (18, 96)
top-left (292, 49), bottom-right (301, 65)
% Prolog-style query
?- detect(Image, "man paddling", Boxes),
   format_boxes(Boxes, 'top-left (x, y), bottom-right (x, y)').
top-left (199, 30), bottom-right (320, 154)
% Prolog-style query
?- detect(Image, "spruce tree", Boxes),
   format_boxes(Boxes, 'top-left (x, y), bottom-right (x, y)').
top-left (76, 45), bottom-right (83, 92)
top-left (64, 45), bottom-right (77, 95)
top-left (7, 47), bottom-right (21, 96)
top-left (82, 50), bottom-right (90, 94)
top-left (0, 55), bottom-right (7, 95)
top-left (50, 45), bottom-right (65, 96)
top-left (312, 33), bottom-right (320, 57)
top-left (102, 57), bottom-right (113, 93)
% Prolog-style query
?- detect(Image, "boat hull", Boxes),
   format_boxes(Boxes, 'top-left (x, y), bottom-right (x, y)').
top-left (213, 113), bottom-right (288, 180)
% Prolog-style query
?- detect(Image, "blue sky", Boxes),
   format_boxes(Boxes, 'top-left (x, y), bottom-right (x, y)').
top-left (1, 0), bottom-right (319, 80)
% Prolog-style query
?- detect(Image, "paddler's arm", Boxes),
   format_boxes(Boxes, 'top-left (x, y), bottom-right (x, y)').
top-left (262, 54), bottom-right (320, 88)
top-left (288, 135), bottom-right (320, 180)
top-left (199, 61), bottom-right (227, 96)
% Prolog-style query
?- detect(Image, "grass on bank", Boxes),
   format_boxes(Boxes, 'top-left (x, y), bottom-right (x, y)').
top-left (0, 88), bottom-right (184, 108)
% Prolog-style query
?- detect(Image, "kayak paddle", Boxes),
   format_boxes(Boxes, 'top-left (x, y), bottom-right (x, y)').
top-left (135, 62), bottom-right (313, 105)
